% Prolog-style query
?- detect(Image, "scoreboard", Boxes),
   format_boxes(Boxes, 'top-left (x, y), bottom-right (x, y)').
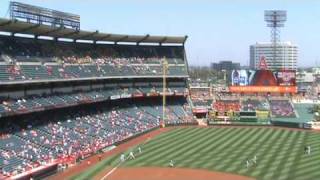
top-left (230, 69), bottom-right (296, 93)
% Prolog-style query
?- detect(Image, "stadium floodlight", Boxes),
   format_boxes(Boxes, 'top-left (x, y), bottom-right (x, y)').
top-left (264, 10), bottom-right (287, 70)
top-left (9, 1), bottom-right (80, 30)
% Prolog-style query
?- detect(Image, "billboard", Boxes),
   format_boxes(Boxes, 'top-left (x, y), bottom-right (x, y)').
top-left (231, 70), bottom-right (250, 86)
top-left (275, 70), bottom-right (296, 86)
top-left (230, 69), bottom-right (296, 93)
top-left (231, 69), bottom-right (296, 86)
top-left (229, 86), bottom-right (297, 93)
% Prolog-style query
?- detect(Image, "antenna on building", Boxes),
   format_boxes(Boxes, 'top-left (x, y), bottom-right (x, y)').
top-left (264, 10), bottom-right (287, 70)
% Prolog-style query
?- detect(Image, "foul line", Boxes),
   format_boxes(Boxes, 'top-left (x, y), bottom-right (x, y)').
top-left (99, 137), bottom-right (152, 180)
top-left (100, 161), bottom-right (122, 180)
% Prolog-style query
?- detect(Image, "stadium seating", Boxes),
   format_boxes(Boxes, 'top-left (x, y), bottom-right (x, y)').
top-left (0, 36), bottom-right (188, 83)
top-left (0, 98), bottom-right (193, 177)
top-left (213, 100), bottom-right (241, 112)
top-left (270, 99), bottom-right (296, 118)
top-left (241, 98), bottom-right (270, 111)
top-left (0, 85), bottom-right (187, 118)
top-left (0, 34), bottom-right (191, 179)
top-left (0, 63), bottom-right (188, 82)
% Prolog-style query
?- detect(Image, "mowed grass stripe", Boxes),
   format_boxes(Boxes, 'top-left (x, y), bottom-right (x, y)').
top-left (70, 128), bottom-right (191, 180)
top-left (176, 128), bottom-right (241, 169)
top-left (271, 131), bottom-right (300, 180)
top-left (74, 128), bottom-right (198, 179)
top-left (143, 127), bottom-right (194, 146)
top-left (258, 130), bottom-right (292, 180)
top-left (144, 127), bottom-right (206, 148)
top-left (140, 128), bottom-right (218, 166)
top-left (174, 129), bottom-right (239, 158)
top-left (133, 127), bottom-right (212, 165)
top-left (123, 128), bottom-right (203, 166)
top-left (124, 128), bottom-right (210, 166)
top-left (132, 128), bottom-right (232, 167)
top-left (293, 159), bottom-right (320, 180)
top-left (225, 128), bottom-right (273, 173)
top-left (286, 131), bottom-right (308, 180)
top-left (161, 128), bottom-right (221, 168)
top-left (108, 128), bottom-right (190, 166)
top-left (137, 127), bottom-right (202, 154)
top-left (195, 127), bottom-right (244, 155)
top-left (272, 131), bottom-right (304, 180)
top-left (265, 131), bottom-right (297, 176)
top-left (172, 128), bottom-right (234, 161)
top-left (78, 127), bottom-right (320, 180)
top-left (262, 132), bottom-right (298, 175)
top-left (137, 127), bottom-right (230, 164)
top-left (203, 128), bottom-right (250, 155)
top-left (168, 128), bottom-right (240, 169)
top-left (250, 130), bottom-right (287, 178)
top-left (117, 128), bottom-right (188, 164)
top-left (188, 128), bottom-right (254, 170)
top-left (290, 133), bottom-right (320, 180)
top-left (232, 128), bottom-right (275, 174)
top-left (213, 128), bottom-right (262, 170)
top-left (237, 129), bottom-right (283, 175)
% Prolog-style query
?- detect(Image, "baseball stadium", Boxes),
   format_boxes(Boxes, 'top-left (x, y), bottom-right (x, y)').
top-left (0, 1), bottom-right (320, 180)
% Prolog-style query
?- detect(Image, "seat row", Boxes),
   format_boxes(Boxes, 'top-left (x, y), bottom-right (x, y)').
top-left (0, 98), bottom-right (193, 177)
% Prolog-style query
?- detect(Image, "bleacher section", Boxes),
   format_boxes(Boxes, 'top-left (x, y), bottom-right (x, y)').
top-left (270, 99), bottom-right (296, 118)
top-left (0, 85), bottom-right (187, 118)
top-left (213, 100), bottom-right (241, 112)
top-left (0, 36), bottom-right (188, 83)
top-left (0, 28), bottom-right (191, 179)
top-left (0, 98), bottom-right (194, 177)
top-left (241, 98), bottom-right (269, 112)
top-left (271, 103), bottom-right (314, 126)
top-left (0, 64), bottom-right (187, 82)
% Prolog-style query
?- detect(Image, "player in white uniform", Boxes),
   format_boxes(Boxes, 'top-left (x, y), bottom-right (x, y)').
top-left (129, 151), bottom-right (135, 159)
top-left (252, 155), bottom-right (257, 165)
top-left (246, 159), bottom-right (250, 168)
top-left (120, 153), bottom-right (125, 162)
top-left (307, 146), bottom-right (311, 155)
top-left (169, 160), bottom-right (174, 167)
top-left (304, 146), bottom-right (311, 155)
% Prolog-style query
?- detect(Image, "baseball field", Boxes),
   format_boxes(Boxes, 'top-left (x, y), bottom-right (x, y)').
top-left (70, 127), bottom-right (320, 180)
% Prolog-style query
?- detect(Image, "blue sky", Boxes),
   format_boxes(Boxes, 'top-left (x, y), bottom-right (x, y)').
top-left (0, 0), bottom-right (319, 67)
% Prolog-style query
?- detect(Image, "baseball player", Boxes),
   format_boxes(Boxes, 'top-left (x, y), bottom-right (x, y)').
top-left (120, 153), bottom-right (125, 162)
top-left (304, 146), bottom-right (308, 154)
top-left (246, 159), bottom-right (250, 168)
top-left (138, 146), bottom-right (142, 154)
top-left (307, 146), bottom-right (311, 155)
top-left (129, 151), bottom-right (135, 159)
top-left (252, 155), bottom-right (257, 165)
top-left (169, 160), bottom-right (174, 167)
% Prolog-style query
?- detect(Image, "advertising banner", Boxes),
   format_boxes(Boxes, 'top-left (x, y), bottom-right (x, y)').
top-left (229, 86), bottom-right (297, 93)
top-left (231, 69), bottom-right (296, 86)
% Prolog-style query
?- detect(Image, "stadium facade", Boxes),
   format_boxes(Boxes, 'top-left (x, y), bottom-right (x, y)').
top-left (250, 42), bottom-right (298, 70)
top-left (0, 16), bottom-right (197, 179)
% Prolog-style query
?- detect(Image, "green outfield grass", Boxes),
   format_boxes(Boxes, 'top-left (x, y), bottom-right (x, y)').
top-left (72, 127), bottom-right (320, 180)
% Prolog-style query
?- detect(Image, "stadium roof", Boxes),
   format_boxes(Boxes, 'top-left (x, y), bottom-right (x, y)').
top-left (0, 18), bottom-right (187, 44)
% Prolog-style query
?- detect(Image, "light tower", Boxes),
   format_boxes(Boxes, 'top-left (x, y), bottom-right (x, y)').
top-left (264, 10), bottom-right (287, 70)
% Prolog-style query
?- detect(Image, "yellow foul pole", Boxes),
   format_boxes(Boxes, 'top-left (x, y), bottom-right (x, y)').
top-left (162, 58), bottom-right (168, 127)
